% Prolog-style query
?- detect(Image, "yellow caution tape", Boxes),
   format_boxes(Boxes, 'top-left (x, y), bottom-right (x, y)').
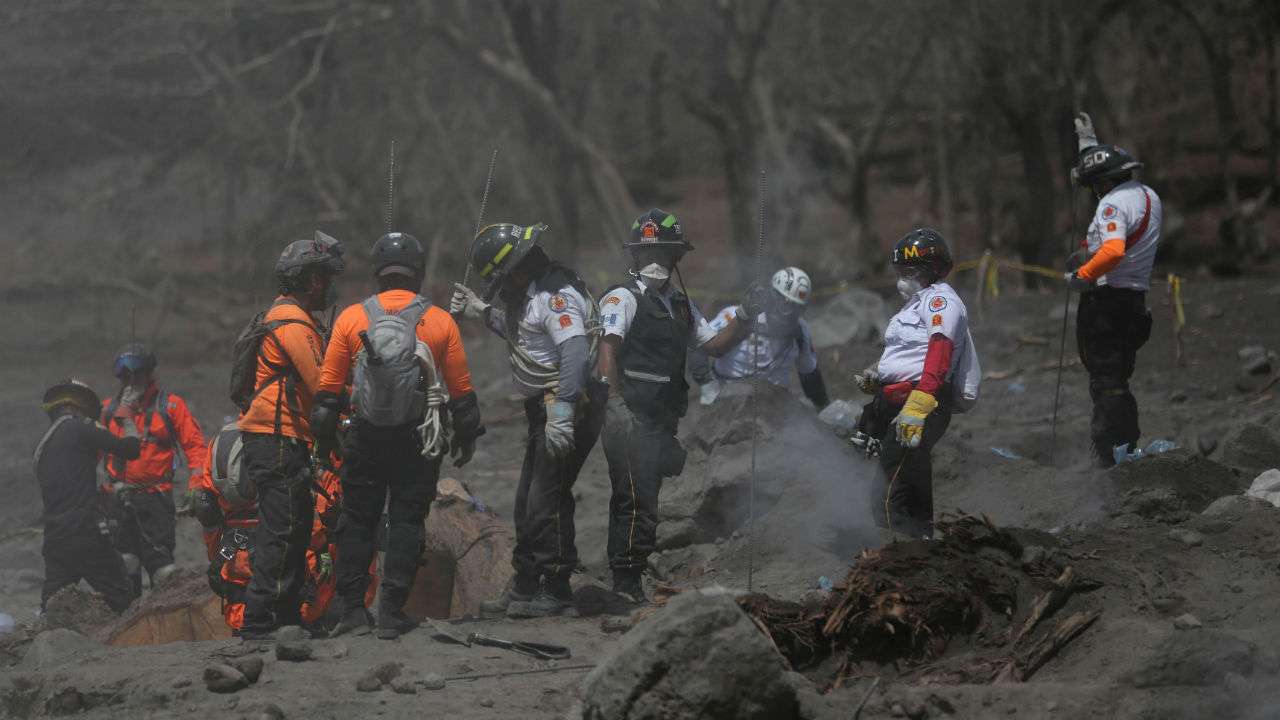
top-left (1168, 273), bottom-right (1185, 330)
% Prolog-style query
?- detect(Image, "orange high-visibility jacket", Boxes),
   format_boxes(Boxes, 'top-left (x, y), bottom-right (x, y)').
top-left (100, 384), bottom-right (208, 494)
top-left (237, 297), bottom-right (327, 442)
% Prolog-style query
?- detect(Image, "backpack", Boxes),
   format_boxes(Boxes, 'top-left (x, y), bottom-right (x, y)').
top-left (209, 422), bottom-right (255, 508)
top-left (951, 328), bottom-right (981, 413)
top-left (229, 299), bottom-right (311, 432)
top-left (351, 294), bottom-right (431, 427)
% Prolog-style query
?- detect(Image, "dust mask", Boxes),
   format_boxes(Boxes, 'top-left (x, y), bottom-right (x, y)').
top-left (638, 263), bottom-right (671, 284)
top-left (120, 384), bottom-right (144, 409)
top-left (896, 277), bottom-right (923, 300)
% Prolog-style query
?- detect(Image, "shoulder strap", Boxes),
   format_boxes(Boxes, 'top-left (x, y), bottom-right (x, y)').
top-left (33, 415), bottom-right (75, 472)
top-left (102, 394), bottom-right (119, 425)
top-left (1124, 190), bottom-right (1152, 250)
top-left (362, 294), bottom-right (387, 323)
top-left (396, 295), bottom-right (431, 325)
top-left (154, 389), bottom-right (185, 468)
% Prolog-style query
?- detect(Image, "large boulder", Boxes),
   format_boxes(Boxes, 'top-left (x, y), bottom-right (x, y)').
top-left (805, 287), bottom-right (890, 350)
top-left (1109, 450), bottom-right (1247, 520)
top-left (1220, 423), bottom-right (1280, 477)
top-left (580, 590), bottom-right (800, 720)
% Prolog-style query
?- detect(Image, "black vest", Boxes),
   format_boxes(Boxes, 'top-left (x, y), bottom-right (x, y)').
top-left (608, 282), bottom-right (693, 420)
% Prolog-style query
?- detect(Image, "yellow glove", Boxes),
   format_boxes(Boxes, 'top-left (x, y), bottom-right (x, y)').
top-left (893, 390), bottom-right (937, 448)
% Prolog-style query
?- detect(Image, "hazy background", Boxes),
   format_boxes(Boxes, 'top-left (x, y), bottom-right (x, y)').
top-left (1, 0), bottom-right (1276, 338)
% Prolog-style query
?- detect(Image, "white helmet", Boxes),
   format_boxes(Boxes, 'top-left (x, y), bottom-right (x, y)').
top-left (770, 267), bottom-right (811, 306)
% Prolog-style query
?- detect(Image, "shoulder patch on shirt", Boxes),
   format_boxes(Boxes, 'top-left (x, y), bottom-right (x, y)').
top-left (1106, 221), bottom-right (1117, 233)
top-left (927, 295), bottom-right (948, 312)
top-left (604, 295), bottom-right (621, 305)
top-left (1102, 204), bottom-right (1118, 219)
top-left (548, 293), bottom-right (569, 312)
top-left (932, 313), bottom-right (943, 327)
top-left (558, 314), bottom-right (573, 329)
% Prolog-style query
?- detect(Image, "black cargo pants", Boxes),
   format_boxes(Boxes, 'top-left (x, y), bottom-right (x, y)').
top-left (512, 385), bottom-right (606, 592)
top-left (114, 487), bottom-right (177, 578)
top-left (336, 419), bottom-right (440, 615)
top-left (603, 400), bottom-right (685, 580)
top-left (863, 391), bottom-right (953, 539)
top-left (42, 522), bottom-right (136, 613)
top-left (1076, 287), bottom-right (1152, 465)
top-left (241, 433), bottom-right (314, 634)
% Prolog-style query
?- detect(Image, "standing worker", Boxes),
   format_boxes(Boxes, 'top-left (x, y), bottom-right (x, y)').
top-left (855, 228), bottom-right (978, 539)
top-left (451, 222), bottom-right (605, 618)
top-left (696, 266), bottom-right (830, 410)
top-left (1066, 113), bottom-right (1162, 467)
top-left (316, 232), bottom-right (485, 640)
top-left (36, 379), bottom-right (140, 613)
top-left (596, 209), bottom-right (751, 601)
top-left (100, 343), bottom-right (208, 594)
top-left (236, 232), bottom-right (346, 640)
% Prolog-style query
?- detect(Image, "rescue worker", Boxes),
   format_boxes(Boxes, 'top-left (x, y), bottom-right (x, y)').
top-left (451, 223), bottom-right (606, 618)
top-left (696, 266), bottom-right (830, 409)
top-left (596, 209), bottom-right (752, 601)
top-left (855, 228), bottom-right (973, 539)
top-left (35, 379), bottom-right (139, 613)
top-left (100, 343), bottom-right (208, 594)
top-left (315, 232), bottom-right (484, 640)
top-left (192, 424), bottom-right (375, 634)
top-left (1067, 113), bottom-right (1162, 467)
top-left (237, 233), bottom-right (345, 639)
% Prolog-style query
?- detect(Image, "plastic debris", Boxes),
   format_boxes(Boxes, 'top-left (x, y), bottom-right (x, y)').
top-left (990, 447), bottom-right (1022, 460)
top-left (1246, 468), bottom-right (1280, 508)
top-left (817, 576), bottom-right (833, 592)
top-left (1113, 438), bottom-right (1179, 464)
top-left (0, 613), bottom-right (14, 635)
top-left (1006, 381), bottom-right (1027, 395)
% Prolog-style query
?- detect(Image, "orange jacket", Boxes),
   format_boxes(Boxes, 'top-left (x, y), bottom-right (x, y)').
top-left (100, 384), bottom-right (208, 494)
top-left (237, 297), bottom-right (327, 441)
top-left (319, 290), bottom-right (474, 400)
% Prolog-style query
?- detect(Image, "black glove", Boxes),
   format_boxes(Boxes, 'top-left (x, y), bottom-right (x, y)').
top-left (741, 285), bottom-right (766, 322)
top-left (191, 489), bottom-right (224, 529)
top-left (310, 391), bottom-right (346, 463)
top-left (446, 392), bottom-right (486, 468)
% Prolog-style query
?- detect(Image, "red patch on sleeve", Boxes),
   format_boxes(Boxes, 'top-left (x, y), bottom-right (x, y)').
top-left (604, 296), bottom-right (621, 305)
top-left (931, 314), bottom-right (943, 327)
top-left (1106, 221), bottom-right (1117, 233)
top-left (558, 314), bottom-right (573, 329)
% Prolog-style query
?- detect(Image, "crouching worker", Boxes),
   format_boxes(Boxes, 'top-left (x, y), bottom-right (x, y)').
top-left (855, 229), bottom-right (979, 539)
top-left (316, 232), bottom-right (485, 640)
top-left (696, 266), bottom-right (829, 409)
top-left (35, 379), bottom-right (139, 613)
top-left (452, 222), bottom-right (606, 618)
top-left (192, 423), bottom-right (375, 633)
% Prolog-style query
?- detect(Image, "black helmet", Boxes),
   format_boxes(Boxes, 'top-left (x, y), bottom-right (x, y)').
top-left (42, 378), bottom-right (101, 418)
top-left (892, 227), bottom-right (953, 282)
top-left (470, 222), bottom-right (547, 287)
top-left (371, 232), bottom-right (426, 278)
top-left (276, 231), bottom-right (345, 288)
top-left (624, 209), bottom-right (693, 252)
top-left (1075, 144), bottom-right (1142, 187)
top-left (112, 343), bottom-right (157, 378)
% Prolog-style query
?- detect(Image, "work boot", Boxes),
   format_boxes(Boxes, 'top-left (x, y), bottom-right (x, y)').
top-left (611, 572), bottom-right (645, 605)
top-left (376, 607), bottom-right (420, 641)
top-left (329, 607), bottom-right (373, 638)
top-left (507, 578), bottom-right (577, 619)
top-left (479, 576), bottom-right (539, 617)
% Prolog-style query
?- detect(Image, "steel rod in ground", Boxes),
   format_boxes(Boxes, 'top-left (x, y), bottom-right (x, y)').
top-left (748, 169), bottom-right (766, 593)
top-left (460, 146), bottom-right (499, 289)
top-left (1049, 183), bottom-right (1078, 466)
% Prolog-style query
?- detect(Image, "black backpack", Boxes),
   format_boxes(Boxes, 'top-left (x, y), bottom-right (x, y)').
top-left (229, 299), bottom-right (310, 429)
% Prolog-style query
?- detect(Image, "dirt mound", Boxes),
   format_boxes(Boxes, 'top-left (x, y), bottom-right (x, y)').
top-left (1108, 449), bottom-right (1247, 521)
top-left (743, 514), bottom-right (1103, 688)
top-left (40, 585), bottom-right (116, 637)
top-left (100, 569), bottom-right (229, 645)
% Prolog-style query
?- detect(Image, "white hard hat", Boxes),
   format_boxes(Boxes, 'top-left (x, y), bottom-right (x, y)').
top-left (770, 267), bottom-right (811, 306)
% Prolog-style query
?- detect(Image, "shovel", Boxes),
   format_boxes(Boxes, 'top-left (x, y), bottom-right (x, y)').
top-left (466, 632), bottom-right (571, 660)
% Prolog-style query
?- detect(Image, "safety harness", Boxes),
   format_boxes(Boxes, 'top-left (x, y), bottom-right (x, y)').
top-left (100, 386), bottom-right (183, 485)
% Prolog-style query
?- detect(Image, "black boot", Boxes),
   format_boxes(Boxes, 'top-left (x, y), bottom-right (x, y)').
top-left (611, 571), bottom-right (645, 605)
top-left (376, 607), bottom-right (420, 641)
top-left (329, 605), bottom-right (373, 638)
top-left (479, 575), bottom-right (539, 617)
top-left (507, 577), bottom-right (577, 619)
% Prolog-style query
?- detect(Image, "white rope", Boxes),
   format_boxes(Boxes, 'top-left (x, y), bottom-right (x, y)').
top-left (419, 384), bottom-right (449, 459)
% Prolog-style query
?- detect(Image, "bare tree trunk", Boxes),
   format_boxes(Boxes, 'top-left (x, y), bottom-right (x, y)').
top-left (932, 46), bottom-right (955, 240)
top-left (1268, 26), bottom-right (1278, 194)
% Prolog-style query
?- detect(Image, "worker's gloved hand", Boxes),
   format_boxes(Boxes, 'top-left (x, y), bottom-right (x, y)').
top-left (604, 395), bottom-right (634, 433)
top-left (450, 283), bottom-right (490, 321)
top-left (739, 285), bottom-right (766, 324)
top-left (451, 434), bottom-right (476, 468)
top-left (316, 552), bottom-right (333, 583)
top-left (544, 399), bottom-right (576, 459)
top-left (1063, 271), bottom-right (1092, 292)
top-left (854, 367), bottom-right (881, 395)
top-left (893, 389), bottom-right (938, 449)
top-left (699, 379), bottom-right (721, 406)
top-left (1074, 111), bottom-right (1098, 152)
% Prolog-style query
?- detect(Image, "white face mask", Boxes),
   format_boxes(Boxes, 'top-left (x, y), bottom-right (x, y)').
top-left (896, 277), bottom-right (923, 299)
top-left (638, 262), bottom-right (671, 284)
